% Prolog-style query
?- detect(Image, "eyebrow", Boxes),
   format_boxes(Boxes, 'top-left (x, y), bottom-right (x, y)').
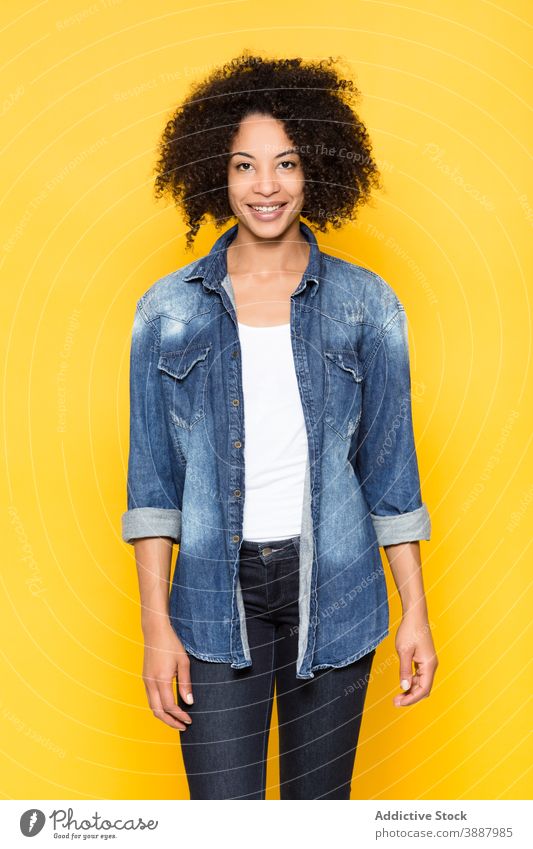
top-left (228, 148), bottom-right (299, 159)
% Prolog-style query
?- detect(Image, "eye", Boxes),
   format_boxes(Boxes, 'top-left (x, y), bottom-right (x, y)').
top-left (234, 160), bottom-right (298, 172)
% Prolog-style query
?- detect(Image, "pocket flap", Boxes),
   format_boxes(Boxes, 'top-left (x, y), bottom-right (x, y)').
top-left (158, 345), bottom-right (210, 380)
top-left (324, 349), bottom-right (362, 382)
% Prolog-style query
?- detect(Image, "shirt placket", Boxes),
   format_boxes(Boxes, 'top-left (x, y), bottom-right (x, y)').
top-left (218, 269), bottom-right (322, 678)
top-left (214, 274), bottom-right (250, 669)
top-left (290, 281), bottom-right (322, 678)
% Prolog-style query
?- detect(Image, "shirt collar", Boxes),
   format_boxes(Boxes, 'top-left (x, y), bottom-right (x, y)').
top-left (183, 219), bottom-right (322, 297)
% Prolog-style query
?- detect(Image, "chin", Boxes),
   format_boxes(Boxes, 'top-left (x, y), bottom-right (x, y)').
top-left (237, 211), bottom-right (301, 238)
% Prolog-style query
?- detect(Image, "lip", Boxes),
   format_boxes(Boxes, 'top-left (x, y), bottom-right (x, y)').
top-left (246, 202), bottom-right (288, 221)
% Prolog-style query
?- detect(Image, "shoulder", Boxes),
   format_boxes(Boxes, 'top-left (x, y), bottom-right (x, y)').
top-left (136, 257), bottom-right (207, 323)
top-left (321, 252), bottom-right (404, 328)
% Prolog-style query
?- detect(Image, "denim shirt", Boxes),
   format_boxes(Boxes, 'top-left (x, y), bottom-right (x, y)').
top-left (121, 220), bottom-right (431, 679)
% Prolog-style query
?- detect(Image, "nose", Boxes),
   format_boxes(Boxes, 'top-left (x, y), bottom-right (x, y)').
top-left (253, 172), bottom-right (280, 195)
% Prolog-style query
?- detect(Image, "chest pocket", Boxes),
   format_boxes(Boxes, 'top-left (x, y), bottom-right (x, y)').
top-left (158, 345), bottom-right (211, 430)
top-left (323, 349), bottom-right (363, 441)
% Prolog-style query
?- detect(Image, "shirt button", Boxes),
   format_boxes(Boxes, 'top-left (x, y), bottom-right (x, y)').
top-left (232, 398), bottom-right (240, 406)
top-left (234, 440), bottom-right (242, 448)
top-left (231, 349), bottom-right (239, 357)
top-left (232, 534), bottom-right (240, 543)
top-left (233, 489), bottom-right (241, 497)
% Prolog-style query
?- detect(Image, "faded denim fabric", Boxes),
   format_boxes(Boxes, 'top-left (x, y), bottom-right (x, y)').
top-left (121, 220), bottom-right (431, 679)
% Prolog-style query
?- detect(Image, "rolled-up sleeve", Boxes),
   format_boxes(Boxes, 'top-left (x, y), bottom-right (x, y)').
top-left (354, 306), bottom-right (431, 547)
top-left (121, 299), bottom-right (182, 545)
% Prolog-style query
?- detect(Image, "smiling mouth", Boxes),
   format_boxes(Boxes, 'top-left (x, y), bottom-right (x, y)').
top-left (247, 202), bottom-right (287, 212)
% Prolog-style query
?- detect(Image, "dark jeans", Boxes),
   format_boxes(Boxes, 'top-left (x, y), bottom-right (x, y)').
top-left (177, 535), bottom-right (375, 800)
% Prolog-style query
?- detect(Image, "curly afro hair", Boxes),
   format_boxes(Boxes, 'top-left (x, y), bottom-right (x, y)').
top-left (153, 50), bottom-right (382, 250)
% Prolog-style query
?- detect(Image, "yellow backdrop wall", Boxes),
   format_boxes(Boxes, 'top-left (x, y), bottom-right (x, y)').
top-left (1, 0), bottom-right (531, 800)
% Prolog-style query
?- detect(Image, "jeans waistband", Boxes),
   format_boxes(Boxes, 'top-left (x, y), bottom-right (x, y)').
top-left (240, 535), bottom-right (300, 555)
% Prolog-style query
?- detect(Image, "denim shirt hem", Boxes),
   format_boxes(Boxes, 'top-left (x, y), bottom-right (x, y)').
top-left (303, 627), bottom-right (389, 676)
top-left (174, 634), bottom-right (241, 666)
top-left (173, 628), bottom-right (390, 679)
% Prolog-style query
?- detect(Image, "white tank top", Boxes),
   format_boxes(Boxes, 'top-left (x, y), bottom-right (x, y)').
top-left (237, 321), bottom-right (308, 542)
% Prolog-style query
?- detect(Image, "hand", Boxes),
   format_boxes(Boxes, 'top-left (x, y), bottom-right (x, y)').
top-left (142, 624), bottom-right (194, 731)
top-left (394, 610), bottom-right (438, 707)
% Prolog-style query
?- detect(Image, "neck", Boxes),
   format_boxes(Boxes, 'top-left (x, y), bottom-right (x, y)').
top-left (227, 219), bottom-right (309, 275)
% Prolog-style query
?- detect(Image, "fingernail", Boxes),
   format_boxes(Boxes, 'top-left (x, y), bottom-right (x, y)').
top-left (184, 718), bottom-right (192, 724)
top-left (186, 693), bottom-right (194, 704)
top-left (400, 679), bottom-right (410, 690)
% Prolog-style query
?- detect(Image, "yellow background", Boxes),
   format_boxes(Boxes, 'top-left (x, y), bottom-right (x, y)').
top-left (1, 0), bottom-right (531, 800)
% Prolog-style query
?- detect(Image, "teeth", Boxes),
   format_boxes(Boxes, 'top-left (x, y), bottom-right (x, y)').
top-left (251, 204), bottom-right (283, 212)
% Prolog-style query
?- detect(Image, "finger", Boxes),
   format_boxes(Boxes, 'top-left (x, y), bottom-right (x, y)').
top-left (146, 684), bottom-right (188, 730)
top-left (158, 679), bottom-right (192, 726)
top-left (176, 660), bottom-right (194, 706)
top-left (394, 680), bottom-right (430, 706)
top-left (397, 646), bottom-right (414, 692)
top-left (393, 665), bottom-right (432, 706)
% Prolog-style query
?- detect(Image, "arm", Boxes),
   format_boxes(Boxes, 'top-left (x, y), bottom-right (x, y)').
top-left (384, 540), bottom-right (438, 707)
top-left (134, 537), bottom-right (194, 730)
top-left (354, 304), bottom-right (437, 706)
top-left (121, 299), bottom-right (193, 729)
top-left (135, 536), bottom-right (173, 635)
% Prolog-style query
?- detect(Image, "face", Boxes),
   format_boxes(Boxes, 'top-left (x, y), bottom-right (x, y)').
top-left (227, 112), bottom-right (306, 238)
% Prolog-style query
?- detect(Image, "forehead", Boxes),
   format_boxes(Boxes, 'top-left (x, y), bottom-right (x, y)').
top-left (230, 113), bottom-right (295, 151)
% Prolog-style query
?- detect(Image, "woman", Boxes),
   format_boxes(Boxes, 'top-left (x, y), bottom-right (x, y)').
top-left (121, 52), bottom-right (438, 800)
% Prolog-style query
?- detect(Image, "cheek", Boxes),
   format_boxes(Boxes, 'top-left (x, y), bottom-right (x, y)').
top-left (227, 171), bottom-right (247, 198)
top-left (226, 181), bottom-right (240, 210)
top-left (284, 171), bottom-right (305, 195)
